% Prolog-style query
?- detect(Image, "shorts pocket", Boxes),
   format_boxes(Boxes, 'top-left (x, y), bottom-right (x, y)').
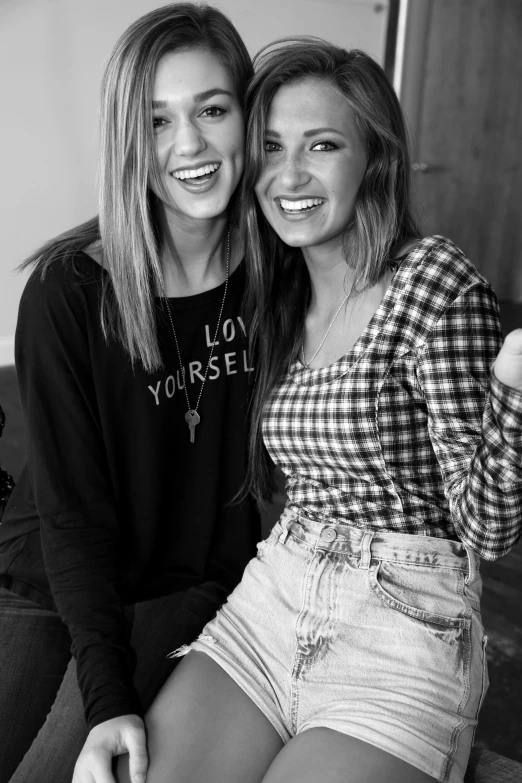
top-left (473, 635), bottom-right (489, 722)
top-left (369, 560), bottom-right (469, 628)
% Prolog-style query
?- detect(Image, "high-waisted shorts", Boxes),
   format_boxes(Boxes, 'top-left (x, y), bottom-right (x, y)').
top-left (177, 509), bottom-right (489, 782)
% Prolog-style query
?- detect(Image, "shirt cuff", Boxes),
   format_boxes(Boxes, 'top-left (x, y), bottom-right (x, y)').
top-left (87, 696), bottom-right (144, 732)
top-left (490, 370), bottom-right (522, 451)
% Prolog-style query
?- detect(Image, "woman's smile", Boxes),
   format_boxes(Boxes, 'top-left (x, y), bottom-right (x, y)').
top-left (277, 196), bottom-right (326, 218)
top-left (172, 161), bottom-right (221, 181)
top-left (171, 161), bottom-right (222, 192)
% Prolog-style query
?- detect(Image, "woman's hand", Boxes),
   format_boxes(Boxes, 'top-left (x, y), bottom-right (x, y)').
top-left (72, 714), bottom-right (148, 783)
top-left (493, 329), bottom-right (522, 392)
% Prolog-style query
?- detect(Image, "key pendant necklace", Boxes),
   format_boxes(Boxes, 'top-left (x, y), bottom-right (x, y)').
top-left (164, 229), bottom-right (230, 443)
top-left (184, 409), bottom-right (200, 442)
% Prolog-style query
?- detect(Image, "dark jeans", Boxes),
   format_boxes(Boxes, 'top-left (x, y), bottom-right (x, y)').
top-left (0, 581), bottom-right (227, 782)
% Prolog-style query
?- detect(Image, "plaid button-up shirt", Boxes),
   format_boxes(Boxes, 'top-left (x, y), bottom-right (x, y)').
top-left (263, 236), bottom-right (522, 560)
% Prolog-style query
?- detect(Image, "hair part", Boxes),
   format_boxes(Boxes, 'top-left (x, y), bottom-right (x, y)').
top-left (240, 37), bottom-right (420, 502)
top-left (21, 3), bottom-right (252, 372)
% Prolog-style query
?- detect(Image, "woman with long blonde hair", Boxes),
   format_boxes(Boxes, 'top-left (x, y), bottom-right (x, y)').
top-left (0, 5), bottom-right (258, 783)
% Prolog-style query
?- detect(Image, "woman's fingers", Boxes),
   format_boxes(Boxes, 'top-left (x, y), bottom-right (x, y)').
top-left (493, 328), bottom-right (522, 391)
top-left (126, 723), bottom-right (149, 783)
top-left (72, 715), bottom-right (147, 783)
top-left (73, 748), bottom-right (115, 783)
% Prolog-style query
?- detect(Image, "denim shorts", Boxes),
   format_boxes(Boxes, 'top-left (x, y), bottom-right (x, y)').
top-left (180, 509), bottom-right (488, 783)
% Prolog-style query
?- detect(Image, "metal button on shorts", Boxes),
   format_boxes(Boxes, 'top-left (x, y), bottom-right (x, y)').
top-left (320, 527), bottom-right (337, 543)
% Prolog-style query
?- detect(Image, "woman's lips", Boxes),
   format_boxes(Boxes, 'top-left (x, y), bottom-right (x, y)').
top-left (276, 196), bottom-right (325, 219)
top-left (170, 163), bottom-right (221, 192)
top-left (173, 162), bottom-right (221, 180)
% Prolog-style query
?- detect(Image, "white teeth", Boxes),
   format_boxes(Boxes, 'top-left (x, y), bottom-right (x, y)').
top-left (279, 198), bottom-right (324, 211)
top-left (174, 163), bottom-right (220, 180)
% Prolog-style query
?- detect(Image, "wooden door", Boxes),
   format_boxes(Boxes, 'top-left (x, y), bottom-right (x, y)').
top-left (402, 0), bottom-right (522, 300)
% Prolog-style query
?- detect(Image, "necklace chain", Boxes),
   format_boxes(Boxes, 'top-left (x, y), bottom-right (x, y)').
top-left (301, 256), bottom-right (403, 369)
top-left (164, 228), bottom-right (230, 440)
top-left (301, 286), bottom-right (354, 368)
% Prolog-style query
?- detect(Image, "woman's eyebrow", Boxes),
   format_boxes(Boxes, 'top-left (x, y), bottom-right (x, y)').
top-left (264, 127), bottom-right (344, 138)
top-left (303, 127), bottom-right (343, 137)
top-left (194, 88), bottom-right (233, 101)
top-left (152, 88), bottom-right (233, 109)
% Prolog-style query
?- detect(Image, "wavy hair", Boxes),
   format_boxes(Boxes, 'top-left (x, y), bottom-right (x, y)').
top-left (21, 3), bottom-right (252, 372)
top-left (241, 38), bottom-right (420, 501)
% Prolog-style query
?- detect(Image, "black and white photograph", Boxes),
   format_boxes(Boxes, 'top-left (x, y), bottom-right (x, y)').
top-left (0, 2), bottom-right (521, 782)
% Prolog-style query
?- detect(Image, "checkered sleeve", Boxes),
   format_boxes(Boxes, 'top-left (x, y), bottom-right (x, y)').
top-left (417, 280), bottom-right (522, 559)
top-left (490, 371), bottom-right (522, 452)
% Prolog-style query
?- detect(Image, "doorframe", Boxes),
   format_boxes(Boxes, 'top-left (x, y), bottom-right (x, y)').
top-left (383, 0), bottom-right (400, 83)
top-left (390, 0), bottom-right (433, 160)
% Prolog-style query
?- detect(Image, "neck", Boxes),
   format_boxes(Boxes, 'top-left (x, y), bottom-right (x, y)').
top-left (158, 206), bottom-right (229, 296)
top-left (302, 244), bottom-right (358, 317)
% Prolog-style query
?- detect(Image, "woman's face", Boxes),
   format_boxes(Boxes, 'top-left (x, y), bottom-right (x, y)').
top-left (254, 77), bottom-right (367, 254)
top-left (152, 48), bottom-right (244, 223)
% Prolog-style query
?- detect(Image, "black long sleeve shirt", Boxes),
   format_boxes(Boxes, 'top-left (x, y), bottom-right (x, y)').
top-left (0, 253), bottom-right (259, 729)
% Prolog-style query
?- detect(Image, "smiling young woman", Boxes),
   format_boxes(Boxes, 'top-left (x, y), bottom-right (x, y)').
top-left (151, 48), bottom-right (244, 243)
top-left (255, 78), bottom-right (367, 255)
top-left (0, 5), bottom-right (258, 783)
top-left (118, 38), bottom-right (522, 783)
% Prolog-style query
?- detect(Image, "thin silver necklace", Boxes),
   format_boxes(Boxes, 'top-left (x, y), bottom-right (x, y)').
top-left (164, 229), bottom-right (230, 443)
top-left (301, 285), bottom-right (354, 368)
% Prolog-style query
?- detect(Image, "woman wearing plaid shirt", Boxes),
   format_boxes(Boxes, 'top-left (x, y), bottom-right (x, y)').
top-left (117, 40), bottom-right (522, 783)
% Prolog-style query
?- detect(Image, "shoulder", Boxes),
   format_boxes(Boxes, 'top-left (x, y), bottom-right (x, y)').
top-left (400, 235), bottom-right (495, 306)
top-left (390, 236), bottom-right (499, 344)
top-left (404, 235), bottom-right (489, 286)
top-left (23, 251), bottom-right (104, 302)
top-left (20, 251), bottom-right (105, 326)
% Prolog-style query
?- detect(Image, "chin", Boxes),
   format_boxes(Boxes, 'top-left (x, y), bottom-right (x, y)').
top-left (190, 204), bottom-right (228, 221)
top-left (276, 228), bottom-right (320, 249)
top-left (278, 236), bottom-right (308, 248)
top-left (174, 198), bottom-right (232, 222)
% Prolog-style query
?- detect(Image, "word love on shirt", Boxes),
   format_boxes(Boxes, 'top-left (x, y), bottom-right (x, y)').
top-left (147, 316), bottom-right (254, 407)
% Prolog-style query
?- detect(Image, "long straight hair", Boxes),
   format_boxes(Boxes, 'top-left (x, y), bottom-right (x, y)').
top-left (21, 3), bottom-right (252, 372)
top-left (241, 38), bottom-right (420, 502)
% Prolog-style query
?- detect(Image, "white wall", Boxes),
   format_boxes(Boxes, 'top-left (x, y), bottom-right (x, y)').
top-left (0, 0), bottom-right (388, 366)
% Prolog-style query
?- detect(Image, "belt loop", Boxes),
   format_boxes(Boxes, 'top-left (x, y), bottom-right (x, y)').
top-left (278, 507), bottom-right (294, 544)
top-left (358, 531), bottom-right (374, 570)
top-left (464, 546), bottom-right (476, 585)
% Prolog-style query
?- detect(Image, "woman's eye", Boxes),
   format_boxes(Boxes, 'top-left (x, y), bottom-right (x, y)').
top-left (200, 106), bottom-right (226, 118)
top-left (311, 140), bottom-right (338, 151)
top-left (264, 141), bottom-right (281, 153)
top-left (153, 117), bottom-right (166, 129)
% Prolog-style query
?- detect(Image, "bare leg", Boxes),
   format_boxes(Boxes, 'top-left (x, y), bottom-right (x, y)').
top-left (117, 651), bottom-right (284, 783)
top-left (261, 728), bottom-right (437, 783)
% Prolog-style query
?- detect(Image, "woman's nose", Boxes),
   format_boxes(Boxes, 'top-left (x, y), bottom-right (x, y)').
top-left (173, 121), bottom-right (206, 157)
top-left (278, 154), bottom-right (310, 190)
